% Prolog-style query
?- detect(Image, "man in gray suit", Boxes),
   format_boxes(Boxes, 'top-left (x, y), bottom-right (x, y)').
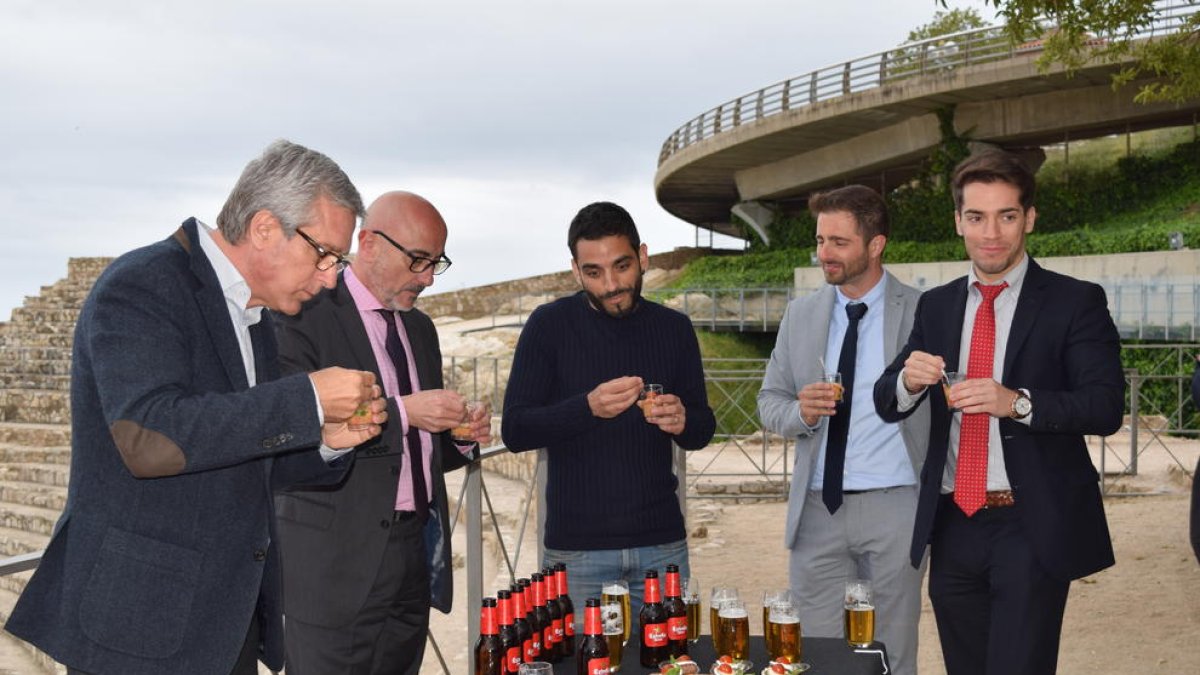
top-left (757, 185), bottom-right (928, 675)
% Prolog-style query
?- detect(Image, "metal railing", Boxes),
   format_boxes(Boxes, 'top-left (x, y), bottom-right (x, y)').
top-left (657, 1), bottom-right (1200, 165)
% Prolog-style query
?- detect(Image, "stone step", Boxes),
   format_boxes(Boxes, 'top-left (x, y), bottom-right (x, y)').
top-left (18, 297), bottom-right (84, 311)
top-left (0, 525), bottom-right (49, 559)
top-left (0, 336), bottom-right (73, 352)
top-left (0, 391), bottom-right (70, 425)
top-left (66, 257), bottom-right (113, 283)
top-left (6, 307), bottom-right (81, 328)
top-left (0, 463), bottom-right (69, 490)
top-left (0, 374), bottom-right (69, 392)
top-left (0, 445), bottom-right (70, 466)
top-left (0, 482), bottom-right (67, 513)
top-left (0, 582), bottom-right (60, 674)
top-left (0, 503), bottom-right (63, 538)
top-left (0, 423), bottom-right (71, 448)
top-left (0, 359), bottom-right (71, 377)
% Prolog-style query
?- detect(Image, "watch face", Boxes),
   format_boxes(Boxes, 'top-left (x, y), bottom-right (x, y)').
top-left (1014, 396), bottom-right (1032, 416)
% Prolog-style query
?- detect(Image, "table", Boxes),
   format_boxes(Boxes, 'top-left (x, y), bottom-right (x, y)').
top-left (548, 635), bottom-right (889, 674)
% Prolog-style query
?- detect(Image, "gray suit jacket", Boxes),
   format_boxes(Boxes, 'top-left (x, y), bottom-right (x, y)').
top-left (757, 271), bottom-right (929, 549)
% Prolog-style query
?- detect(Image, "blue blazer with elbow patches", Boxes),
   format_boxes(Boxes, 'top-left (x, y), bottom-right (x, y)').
top-left (5, 219), bottom-right (348, 674)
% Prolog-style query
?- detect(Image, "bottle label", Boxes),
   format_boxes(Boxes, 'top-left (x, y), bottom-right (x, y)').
top-left (564, 613), bottom-right (575, 636)
top-left (506, 646), bottom-right (521, 673)
top-left (586, 657), bottom-right (611, 675)
top-left (552, 619), bottom-right (564, 643)
top-left (523, 639), bottom-right (535, 662)
top-left (667, 615), bottom-right (688, 641)
top-left (643, 622), bottom-right (668, 648)
top-left (543, 626), bottom-right (554, 649)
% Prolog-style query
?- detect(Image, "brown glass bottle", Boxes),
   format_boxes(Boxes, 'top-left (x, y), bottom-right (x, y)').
top-left (474, 597), bottom-right (504, 675)
top-left (663, 564), bottom-right (688, 657)
top-left (555, 563), bottom-right (576, 658)
top-left (576, 597), bottom-right (611, 675)
top-left (639, 569), bottom-right (669, 667)
top-left (513, 580), bottom-right (535, 664)
top-left (497, 589), bottom-right (521, 674)
top-left (542, 567), bottom-right (565, 661)
top-left (530, 572), bottom-right (552, 660)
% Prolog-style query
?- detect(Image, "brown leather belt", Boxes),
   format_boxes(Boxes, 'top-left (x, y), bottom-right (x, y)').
top-left (982, 490), bottom-right (1015, 508)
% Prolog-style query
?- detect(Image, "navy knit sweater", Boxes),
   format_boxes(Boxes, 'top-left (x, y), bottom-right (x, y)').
top-left (502, 292), bottom-right (716, 550)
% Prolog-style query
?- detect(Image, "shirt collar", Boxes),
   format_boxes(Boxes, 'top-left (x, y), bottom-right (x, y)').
top-left (344, 266), bottom-right (386, 312)
top-left (197, 221), bottom-right (263, 326)
top-left (967, 252), bottom-right (1029, 300)
top-left (834, 273), bottom-right (886, 312)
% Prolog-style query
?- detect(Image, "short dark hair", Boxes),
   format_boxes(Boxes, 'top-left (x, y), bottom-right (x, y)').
top-left (808, 185), bottom-right (890, 242)
top-left (951, 150), bottom-right (1036, 212)
top-left (567, 202), bottom-right (641, 258)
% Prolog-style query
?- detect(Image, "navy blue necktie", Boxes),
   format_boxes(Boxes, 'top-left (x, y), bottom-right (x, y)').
top-left (377, 310), bottom-right (430, 521)
top-left (823, 301), bottom-right (868, 514)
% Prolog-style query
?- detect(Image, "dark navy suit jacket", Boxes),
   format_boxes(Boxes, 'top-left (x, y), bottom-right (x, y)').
top-left (874, 258), bottom-right (1123, 582)
top-left (6, 219), bottom-right (346, 674)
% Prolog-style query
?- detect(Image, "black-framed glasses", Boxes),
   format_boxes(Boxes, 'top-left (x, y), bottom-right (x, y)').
top-left (296, 229), bottom-right (350, 272)
top-left (368, 229), bottom-right (452, 275)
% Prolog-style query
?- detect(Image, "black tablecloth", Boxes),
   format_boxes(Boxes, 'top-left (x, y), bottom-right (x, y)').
top-left (549, 635), bottom-right (889, 674)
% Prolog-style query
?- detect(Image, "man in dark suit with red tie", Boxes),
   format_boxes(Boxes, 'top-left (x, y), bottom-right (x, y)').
top-left (274, 191), bottom-right (489, 674)
top-left (874, 149), bottom-right (1124, 675)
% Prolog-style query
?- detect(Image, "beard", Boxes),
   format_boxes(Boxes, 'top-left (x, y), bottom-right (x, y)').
top-left (584, 273), bottom-right (644, 318)
top-left (822, 253), bottom-right (870, 287)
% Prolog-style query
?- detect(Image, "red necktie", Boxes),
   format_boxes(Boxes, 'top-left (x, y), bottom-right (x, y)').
top-left (954, 281), bottom-right (1007, 517)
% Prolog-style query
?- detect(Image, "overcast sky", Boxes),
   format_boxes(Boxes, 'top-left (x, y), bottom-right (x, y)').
top-left (0, 0), bottom-right (997, 321)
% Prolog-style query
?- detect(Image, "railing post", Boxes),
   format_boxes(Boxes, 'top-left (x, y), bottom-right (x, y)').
top-left (1129, 371), bottom-right (1140, 476)
top-left (809, 71), bottom-right (818, 104)
top-left (733, 97), bottom-right (742, 127)
top-left (781, 79), bottom-right (791, 111)
top-left (842, 62), bottom-right (851, 94)
top-left (713, 105), bottom-right (723, 135)
top-left (878, 50), bottom-right (888, 84)
top-left (755, 90), bottom-right (764, 119)
top-left (465, 457), bottom-right (483, 659)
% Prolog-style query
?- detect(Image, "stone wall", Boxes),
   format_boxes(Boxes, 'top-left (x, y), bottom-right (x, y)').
top-left (420, 247), bottom-right (723, 319)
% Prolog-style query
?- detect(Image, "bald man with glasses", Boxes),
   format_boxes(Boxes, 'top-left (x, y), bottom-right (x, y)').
top-left (273, 191), bottom-right (488, 674)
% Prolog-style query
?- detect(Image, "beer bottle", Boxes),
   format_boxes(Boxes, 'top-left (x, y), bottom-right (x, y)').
top-left (530, 572), bottom-right (553, 661)
top-left (555, 562), bottom-right (576, 658)
top-left (497, 589), bottom-right (521, 674)
top-left (639, 569), bottom-right (669, 667)
top-left (663, 564), bottom-right (688, 657)
top-left (474, 597), bottom-right (504, 675)
top-left (513, 581), bottom-right (535, 664)
top-left (542, 567), bottom-right (564, 660)
top-left (577, 597), bottom-right (611, 675)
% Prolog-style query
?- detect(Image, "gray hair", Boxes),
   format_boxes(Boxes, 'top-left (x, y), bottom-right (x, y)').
top-left (216, 139), bottom-right (364, 243)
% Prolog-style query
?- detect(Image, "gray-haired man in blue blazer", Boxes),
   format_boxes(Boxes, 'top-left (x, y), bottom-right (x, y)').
top-left (6, 140), bottom-right (387, 675)
top-left (758, 186), bottom-right (929, 675)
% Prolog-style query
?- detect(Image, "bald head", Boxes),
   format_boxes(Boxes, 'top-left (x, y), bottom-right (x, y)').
top-left (355, 191), bottom-right (450, 311)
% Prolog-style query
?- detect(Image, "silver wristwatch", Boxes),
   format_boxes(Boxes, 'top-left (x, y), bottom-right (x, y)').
top-left (1010, 390), bottom-right (1032, 419)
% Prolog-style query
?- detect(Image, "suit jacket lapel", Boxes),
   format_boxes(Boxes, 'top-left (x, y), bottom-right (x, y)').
top-left (329, 281), bottom-right (384, 385)
top-left (399, 310), bottom-right (433, 389)
top-left (882, 272), bottom-right (904, 359)
top-left (943, 277), bottom-right (969, 371)
top-left (178, 219), bottom-right (251, 392)
top-left (1004, 258), bottom-right (1047, 379)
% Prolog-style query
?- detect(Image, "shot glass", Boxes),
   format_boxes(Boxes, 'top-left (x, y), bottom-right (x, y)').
top-left (451, 400), bottom-right (483, 441)
top-left (942, 372), bottom-right (965, 412)
top-left (638, 383), bottom-right (664, 418)
top-left (347, 401), bottom-right (373, 431)
top-left (821, 373), bottom-right (843, 402)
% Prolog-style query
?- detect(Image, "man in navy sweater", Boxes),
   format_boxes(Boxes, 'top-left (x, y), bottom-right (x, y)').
top-left (502, 201), bottom-right (716, 625)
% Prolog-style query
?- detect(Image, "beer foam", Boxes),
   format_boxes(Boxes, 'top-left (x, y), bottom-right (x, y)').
top-left (718, 607), bottom-right (749, 618)
top-left (601, 585), bottom-right (629, 595)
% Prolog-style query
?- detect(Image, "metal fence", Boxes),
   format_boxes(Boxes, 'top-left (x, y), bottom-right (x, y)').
top-left (657, 1), bottom-right (1200, 164)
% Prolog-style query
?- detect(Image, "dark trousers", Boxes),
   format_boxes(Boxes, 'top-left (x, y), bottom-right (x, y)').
top-left (928, 495), bottom-right (1070, 675)
top-left (284, 513), bottom-right (431, 675)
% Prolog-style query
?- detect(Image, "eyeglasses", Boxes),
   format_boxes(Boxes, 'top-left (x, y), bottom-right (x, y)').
top-left (368, 230), bottom-right (452, 275)
top-left (296, 229), bottom-right (350, 272)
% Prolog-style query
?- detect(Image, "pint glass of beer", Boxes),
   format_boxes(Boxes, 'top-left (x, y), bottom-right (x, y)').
top-left (682, 577), bottom-right (701, 644)
top-left (709, 587), bottom-right (738, 655)
top-left (843, 580), bottom-right (875, 649)
top-left (601, 596), bottom-right (625, 672)
top-left (600, 580), bottom-right (631, 645)
top-left (718, 600), bottom-right (750, 661)
top-left (767, 601), bottom-right (801, 662)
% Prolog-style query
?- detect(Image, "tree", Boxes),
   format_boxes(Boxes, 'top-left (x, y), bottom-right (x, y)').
top-left (968, 0), bottom-right (1200, 103)
top-left (906, 7), bottom-right (989, 42)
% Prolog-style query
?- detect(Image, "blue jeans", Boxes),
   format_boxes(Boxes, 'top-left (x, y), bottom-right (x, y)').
top-left (543, 539), bottom-right (690, 635)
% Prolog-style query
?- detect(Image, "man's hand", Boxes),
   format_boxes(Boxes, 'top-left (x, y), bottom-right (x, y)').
top-left (901, 351), bottom-right (945, 394)
top-left (645, 393), bottom-right (686, 435)
top-left (950, 379), bottom-right (1018, 418)
top-left (797, 381), bottom-right (839, 427)
top-left (587, 376), bottom-right (643, 419)
top-left (322, 396), bottom-right (387, 447)
top-left (311, 367), bottom-right (378, 421)
top-left (403, 389), bottom-right (467, 433)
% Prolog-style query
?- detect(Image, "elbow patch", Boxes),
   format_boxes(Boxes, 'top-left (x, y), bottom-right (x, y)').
top-left (110, 420), bottom-right (187, 478)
